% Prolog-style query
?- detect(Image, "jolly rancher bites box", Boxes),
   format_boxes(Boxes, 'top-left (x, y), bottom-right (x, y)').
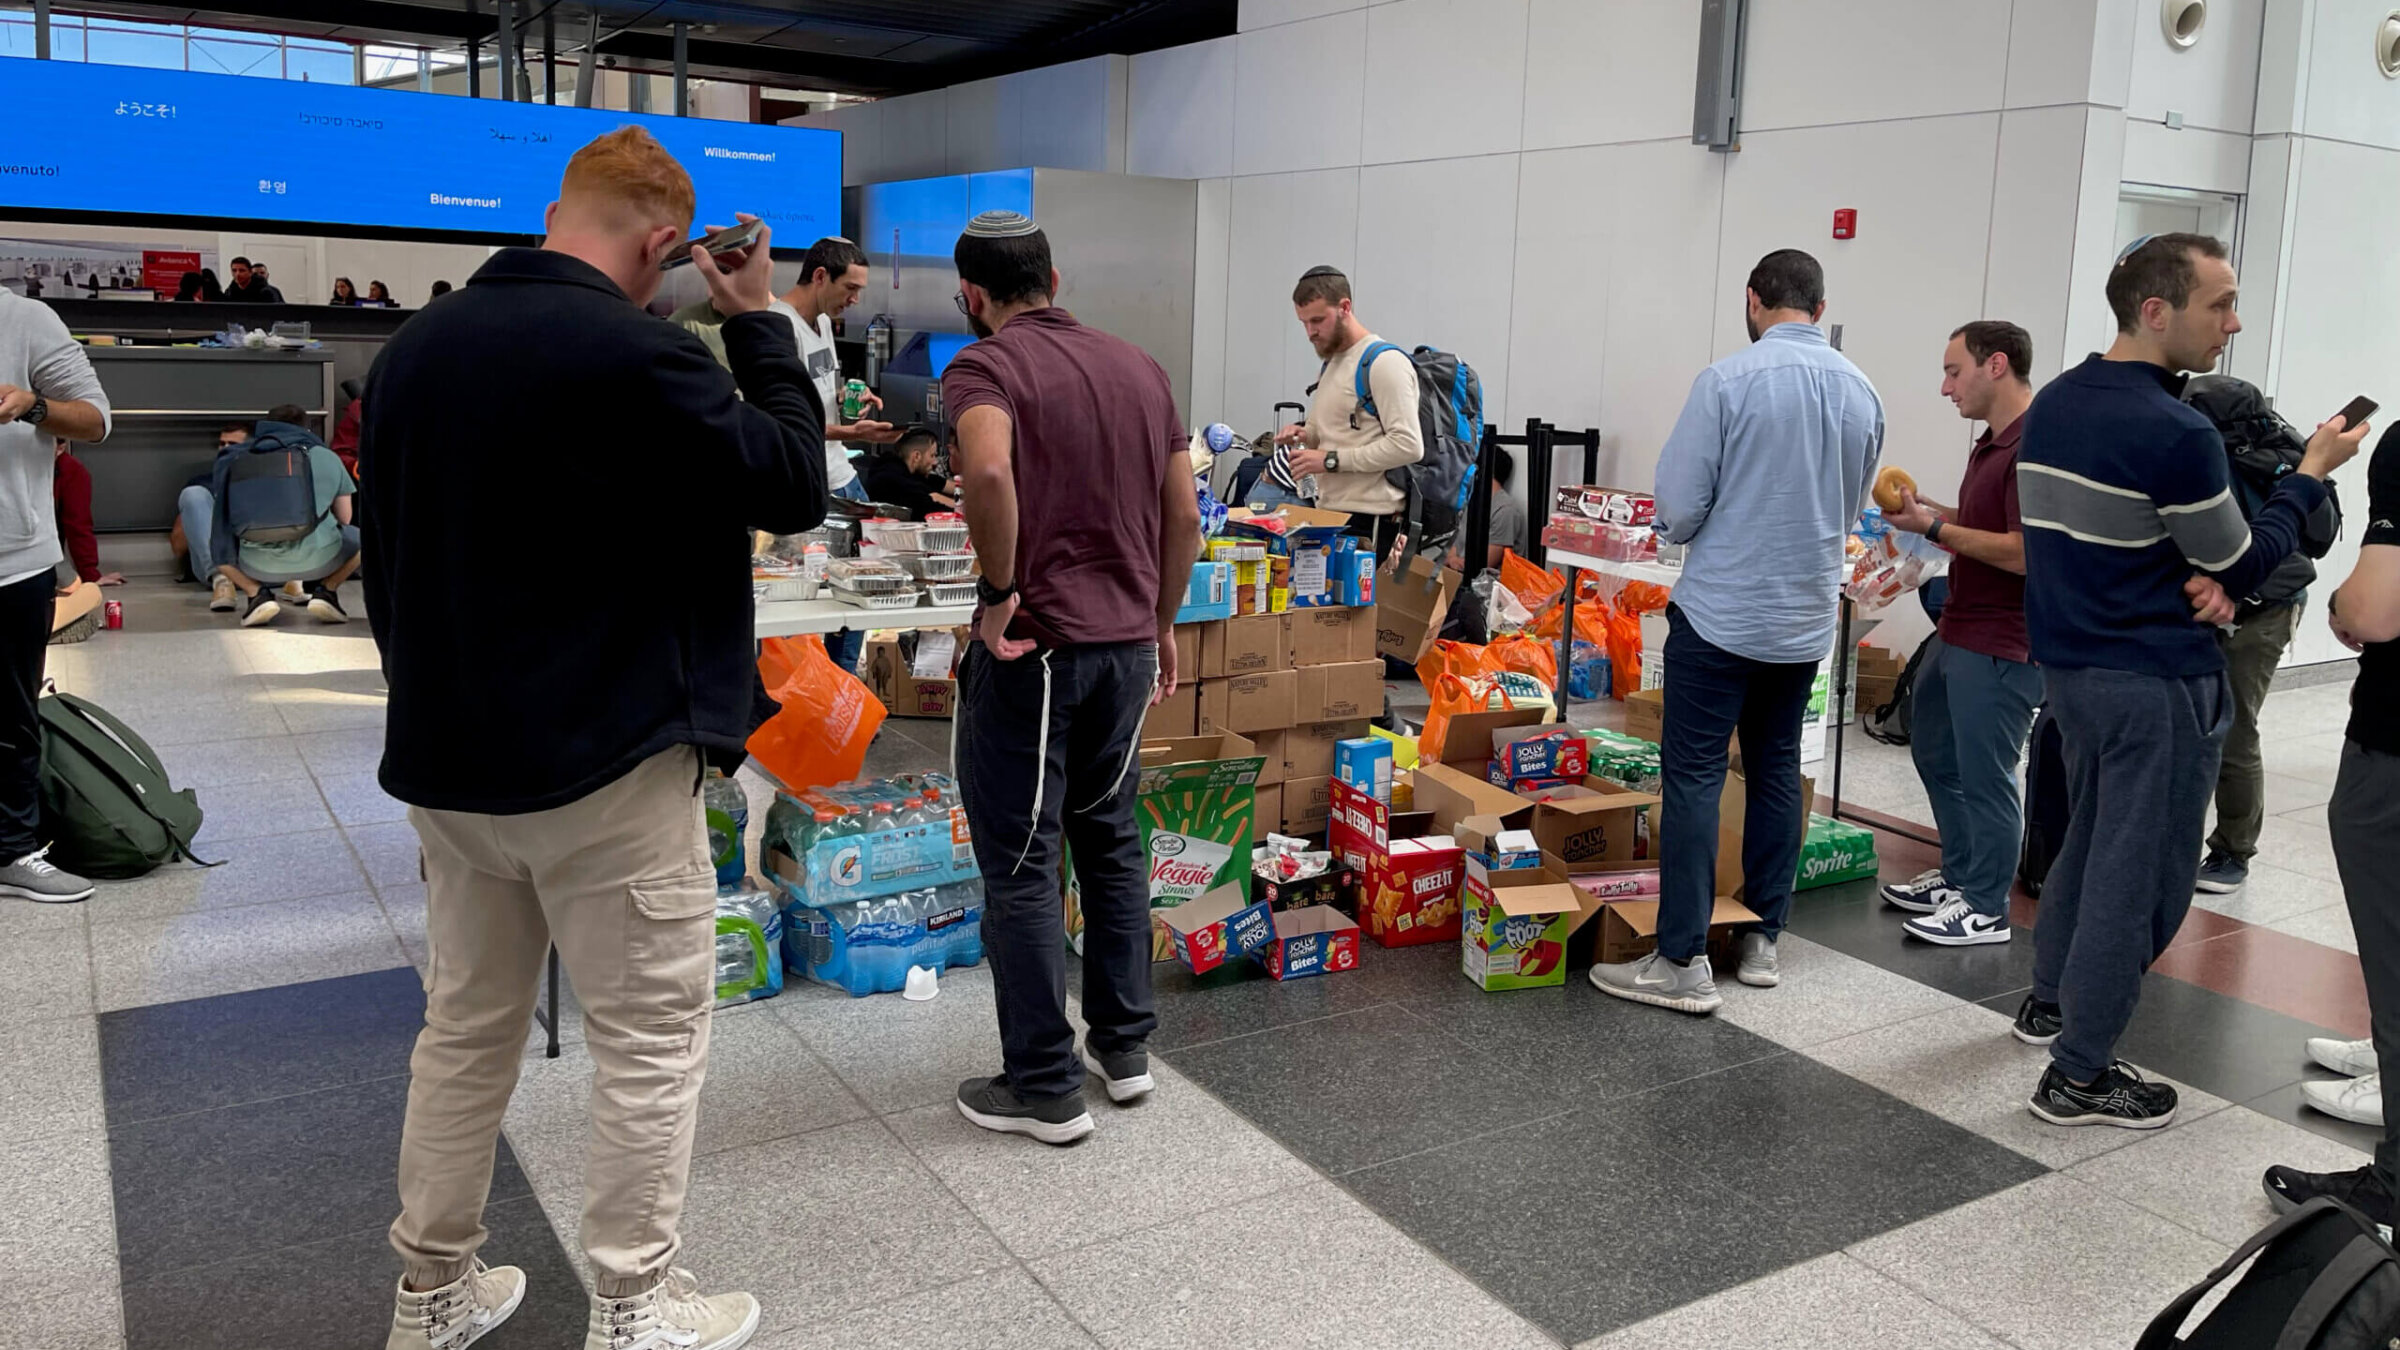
top-left (1065, 733), bottom-right (1266, 961)
top-left (1328, 777), bottom-right (1465, 947)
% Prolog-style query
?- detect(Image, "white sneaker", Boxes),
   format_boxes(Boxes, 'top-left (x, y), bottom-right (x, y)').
top-left (2309, 1037), bottom-right (2379, 1078)
top-left (587, 1267), bottom-right (760, 1350)
top-left (1589, 950), bottom-right (1723, 1015)
top-left (1902, 897), bottom-right (2012, 946)
top-left (2302, 1073), bottom-right (2386, 1127)
top-left (386, 1260), bottom-right (525, 1350)
top-left (1736, 932), bottom-right (1779, 987)
top-left (1880, 868), bottom-right (1954, 913)
top-left (208, 574), bottom-right (236, 611)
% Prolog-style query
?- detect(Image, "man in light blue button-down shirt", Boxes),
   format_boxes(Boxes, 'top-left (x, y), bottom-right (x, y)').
top-left (1591, 249), bottom-right (1883, 1017)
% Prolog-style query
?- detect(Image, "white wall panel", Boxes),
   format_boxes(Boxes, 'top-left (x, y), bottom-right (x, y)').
top-left (1740, 0), bottom-right (2012, 131)
top-left (2299, 0), bottom-right (2400, 150)
top-left (2061, 107), bottom-right (2130, 365)
top-left (794, 102), bottom-right (881, 186)
top-left (1353, 153), bottom-right (1522, 423)
top-left (2120, 120), bottom-right (2253, 192)
top-left (1521, 0), bottom-right (1704, 151)
top-left (2264, 137), bottom-right (2400, 662)
top-left (1242, 0), bottom-right (1370, 31)
top-left (944, 78), bottom-right (1004, 174)
top-left (1233, 10), bottom-right (1369, 175)
top-left (1361, 0), bottom-right (1528, 163)
top-left (2007, 0), bottom-right (2110, 108)
top-left (1715, 114), bottom-right (2004, 494)
top-left (1190, 176), bottom-right (1235, 425)
top-left (876, 90), bottom-right (951, 182)
top-left (1130, 38), bottom-right (1238, 179)
top-left (1595, 143), bottom-right (1727, 486)
top-left (1013, 56), bottom-right (1127, 172)
top-left (2124, 0), bottom-right (2265, 133)
top-left (1506, 145), bottom-right (1616, 437)
top-left (1221, 168), bottom-right (1361, 431)
top-left (1984, 106), bottom-right (2097, 385)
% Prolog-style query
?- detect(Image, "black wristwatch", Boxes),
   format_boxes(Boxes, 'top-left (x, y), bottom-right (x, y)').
top-left (1926, 517), bottom-right (1945, 544)
top-left (22, 395), bottom-right (47, 426)
top-left (1324, 450), bottom-right (1341, 473)
top-left (976, 576), bottom-right (1019, 607)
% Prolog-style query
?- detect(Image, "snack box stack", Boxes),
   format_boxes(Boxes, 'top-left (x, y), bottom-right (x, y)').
top-left (1543, 485), bottom-right (1660, 561)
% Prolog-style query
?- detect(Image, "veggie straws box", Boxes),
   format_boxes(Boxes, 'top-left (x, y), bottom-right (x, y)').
top-left (1066, 734), bottom-right (1264, 961)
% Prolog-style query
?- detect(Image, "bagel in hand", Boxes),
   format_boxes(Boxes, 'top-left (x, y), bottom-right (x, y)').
top-left (1872, 465), bottom-right (1918, 514)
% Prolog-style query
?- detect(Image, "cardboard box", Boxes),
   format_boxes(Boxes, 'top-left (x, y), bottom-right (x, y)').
top-left (1409, 708), bottom-right (1554, 834)
top-left (1281, 718), bottom-right (1372, 780)
top-left (1624, 687), bottom-right (1665, 745)
top-left (1853, 673), bottom-right (1899, 712)
top-left (1593, 895), bottom-right (1760, 967)
top-left (1255, 858), bottom-right (1345, 911)
top-left (1553, 484), bottom-right (1657, 525)
top-left (1158, 884), bottom-right (1275, 975)
top-left (1377, 553), bottom-right (1459, 664)
top-left (1250, 783), bottom-right (1283, 837)
top-left (1256, 905), bottom-right (1361, 980)
top-left (1173, 622), bottom-right (1208, 681)
top-left (1294, 660), bottom-right (1383, 723)
top-left (1282, 775), bottom-right (1335, 833)
top-left (1202, 612), bottom-right (1287, 679)
top-left (1143, 681), bottom-right (1197, 739)
top-left (1066, 733), bottom-right (1264, 961)
top-left (1289, 605), bottom-right (1380, 666)
top-left (1198, 670), bottom-right (1298, 735)
top-left (1247, 729), bottom-right (1288, 786)
top-left (1567, 861), bottom-right (1663, 901)
top-left (1177, 560), bottom-right (1234, 623)
top-left (1329, 778), bottom-right (1466, 946)
top-left (1528, 784), bottom-right (1660, 866)
top-left (1460, 855), bottom-right (1602, 991)
top-left (1491, 726), bottom-right (1589, 784)
top-left (860, 636), bottom-right (960, 719)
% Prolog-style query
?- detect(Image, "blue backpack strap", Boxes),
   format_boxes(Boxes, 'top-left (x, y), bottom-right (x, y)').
top-left (1352, 340), bottom-right (1402, 422)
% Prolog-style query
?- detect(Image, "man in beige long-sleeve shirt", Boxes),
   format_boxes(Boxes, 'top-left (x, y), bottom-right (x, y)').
top-left (1274, 266), bottom-right (1422, 559)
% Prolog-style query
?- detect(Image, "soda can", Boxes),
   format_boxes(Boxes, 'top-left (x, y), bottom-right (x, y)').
top-left (103, 599), bottom-right (122, 630)
top-left (841, 378), bottom-right (868, 422)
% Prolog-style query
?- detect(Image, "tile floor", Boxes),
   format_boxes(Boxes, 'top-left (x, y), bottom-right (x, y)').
top-left (11, 558), bottom-right (2381, 1350)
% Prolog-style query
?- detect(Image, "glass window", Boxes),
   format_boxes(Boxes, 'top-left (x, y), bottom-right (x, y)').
top-left (284, 40), bottom-right (353, 85)
top-left (83, 18), bottom-right (185, 72)
top-left (0, 14), bottom-right (85, 60)
top-left (189, 26), bottom-right (279, 78)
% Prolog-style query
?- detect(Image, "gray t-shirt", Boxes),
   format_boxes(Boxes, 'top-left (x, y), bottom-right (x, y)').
top-left (1488, 490), bottom-right (1526, 554)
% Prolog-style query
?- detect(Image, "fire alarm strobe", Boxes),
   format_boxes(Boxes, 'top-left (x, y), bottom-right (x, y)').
top-left (1832, 208), bottom-right (1858, 240)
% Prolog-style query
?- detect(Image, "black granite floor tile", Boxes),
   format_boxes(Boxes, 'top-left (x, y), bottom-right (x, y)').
top-left (109, 1073), bottom-right (532, 1279)
top-left (121, 1195), bottom-right (586, 1350)
top-left (98, 966), bottom-right (427, 1124)
top-left (1402, 974), bottom-right (1786, 1109)
top-left (1976, 972), bottom-right (2345, 1107)
top-left (1158, 1003), bottom-right (1575, 1175)
top-left (1138, 940), bottom-right (1459, 1051)
top-left (1784, 881), bottom-right (2039, 1003)
top-left (2245, 1078), bottom-right (2386, 1155)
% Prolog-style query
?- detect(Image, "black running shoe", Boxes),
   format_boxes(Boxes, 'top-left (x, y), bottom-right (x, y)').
top-left (2264, 1164), bottom-right (2396, 1226)
top-left (240, 588), bottom-right (282, 628)
top-left (2029, 1061), bottom-right (2178, 1129)
top-left (955, 1076), bottom-right (1094, 1145)
top-left (1081, 1042), bottom-right (1156, 1104)
top-left (2012, 994), bottom-right (2062, 1046)
top-left (304, 584), bottom-right (349, 624)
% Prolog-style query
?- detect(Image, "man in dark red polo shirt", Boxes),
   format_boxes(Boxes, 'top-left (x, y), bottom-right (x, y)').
top-left (1878, 321), bottom-right (2041, 945)
top-left (942, 210), bottom-right (1202, 1145)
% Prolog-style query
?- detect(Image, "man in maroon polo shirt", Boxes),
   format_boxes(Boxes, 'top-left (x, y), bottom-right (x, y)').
top-left (1877, 320), bottom-right (2041, 946)
top-left (941, 210), bottom-right (1203, 1145)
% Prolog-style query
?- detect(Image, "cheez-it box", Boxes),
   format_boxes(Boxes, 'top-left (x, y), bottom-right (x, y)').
top-left (1329, 778), bottom-right (1464, 947)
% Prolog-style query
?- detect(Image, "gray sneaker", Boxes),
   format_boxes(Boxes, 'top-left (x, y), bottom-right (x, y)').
top-left (1736, 932), bottom-right (1780, 987)
top-left (1588, 950), bottom-right (1723, 1015)
top-left (0, 847), bottom-right (94, 904)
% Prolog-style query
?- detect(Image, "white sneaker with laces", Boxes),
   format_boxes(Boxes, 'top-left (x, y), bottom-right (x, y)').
top-left (2302, 1072), bottom-right (2386, 1127)
top-left (209, 574), bottom-right (236, 611)
top-left (1588, 950), bottom-right (1723, 1015)
top-left (1736, 932), bottom-right (1779, 987)
top-left (386, 1260), bottom-right (525, 1350)
top-left (1880, 868), bottom-right (1954, 913)
top-left (587, 1267), bottom-right (759, 1350)
top-left (1902, 897), bottom-right (2011, 946)
top-left (0, 846), bottom-right (95, 904)
top-left (2309, 1037), bottom-right (2379, 1078)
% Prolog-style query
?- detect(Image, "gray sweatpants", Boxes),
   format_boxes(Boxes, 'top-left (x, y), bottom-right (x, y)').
top-left (2332, 741), bottom-right (2400, 1192)
top-left (2031, 665), bottom-right (2232, 1082)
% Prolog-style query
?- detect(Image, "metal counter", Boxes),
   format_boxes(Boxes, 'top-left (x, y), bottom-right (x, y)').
top-left (77, 346), bottom-right (338, 532)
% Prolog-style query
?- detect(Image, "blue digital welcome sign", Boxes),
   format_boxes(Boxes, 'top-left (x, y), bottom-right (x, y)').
top-left (0, 56), bottom-right (841, 242)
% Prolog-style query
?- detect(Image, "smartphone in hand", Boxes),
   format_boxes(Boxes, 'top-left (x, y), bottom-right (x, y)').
top-left (2333, 394), bottom-right (2379, 431)
top-left (660, 218), bottom-right (763, 271)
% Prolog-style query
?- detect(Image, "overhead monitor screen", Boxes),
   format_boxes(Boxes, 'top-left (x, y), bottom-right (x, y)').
top-left (0, 55), bottom-right (841, 242)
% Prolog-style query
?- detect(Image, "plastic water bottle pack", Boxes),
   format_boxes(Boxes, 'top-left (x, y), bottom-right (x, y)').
top-left (779, 879), bottom-right (986, 998)
top-left (713, 880), bottom-right (784, 1008)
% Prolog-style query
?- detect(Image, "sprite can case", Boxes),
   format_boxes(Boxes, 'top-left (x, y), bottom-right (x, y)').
top-left (1794, 813), bottom-right (1880, 890)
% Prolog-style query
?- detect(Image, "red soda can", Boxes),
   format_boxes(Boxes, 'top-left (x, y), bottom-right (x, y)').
top-left (103, 599), bottom-right (122, 630)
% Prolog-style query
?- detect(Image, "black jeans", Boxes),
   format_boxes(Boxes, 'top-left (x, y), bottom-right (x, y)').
top-left (1343, 511), bottom-right (1401, 565)
top-left (1656, 604), bottom-right (1817, 962)
top-left (0, 570), bottom-right (54, 860)
top-left (955, 639), bottom-right (1159, 1101)
top-left (2331, 742), bottom-right (2400, 1192)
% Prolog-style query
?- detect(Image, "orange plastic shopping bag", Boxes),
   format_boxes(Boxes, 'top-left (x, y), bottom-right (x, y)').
top-left (1415, 638), bottom-right (1486, 690)
top-left (1418, 672), bottom-right (1516, 765)
top-left (1498, 549), bottom-right (1564, 621)
top-left (1482, 634), bottom-right (1559, 690)
top-left (747, 634), bottom-right (886, 790)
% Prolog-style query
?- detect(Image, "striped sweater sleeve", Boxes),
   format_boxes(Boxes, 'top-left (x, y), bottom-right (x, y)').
top-left (2157, 424), bottom-right (2327, 596)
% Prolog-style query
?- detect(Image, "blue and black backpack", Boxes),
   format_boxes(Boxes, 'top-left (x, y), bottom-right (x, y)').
top-left (1351, 340), bottom-right (1483, 567)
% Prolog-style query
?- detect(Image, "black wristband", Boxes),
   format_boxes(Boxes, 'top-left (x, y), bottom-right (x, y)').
top-left (1926, 517), bottom-right (1944, 544)
top-left (976, 575), bottom-right (1018, 607)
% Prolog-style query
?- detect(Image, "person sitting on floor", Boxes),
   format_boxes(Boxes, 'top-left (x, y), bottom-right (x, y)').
top-left (858, 426), bottom-right (959, 521)
top-left (52, 439), bottom-right (122, 590)
top-left (208, 404), bottom-right (360, 627)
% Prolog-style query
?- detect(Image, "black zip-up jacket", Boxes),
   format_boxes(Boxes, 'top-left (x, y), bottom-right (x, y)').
top-left (360, 248), bottom-right (827, 814)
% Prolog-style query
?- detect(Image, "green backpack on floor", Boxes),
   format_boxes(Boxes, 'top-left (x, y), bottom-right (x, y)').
top-left (37, 690), bottom-right (210, 879)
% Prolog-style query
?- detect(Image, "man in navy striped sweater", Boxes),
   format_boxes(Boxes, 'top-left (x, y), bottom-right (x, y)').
top-left (2012, 232), bottom-right (2366, 1129)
